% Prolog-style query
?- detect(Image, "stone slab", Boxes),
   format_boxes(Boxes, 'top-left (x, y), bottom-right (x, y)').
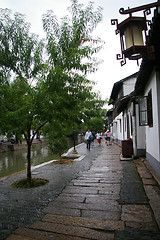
top-left (63, 186), bottom-right (98, 194)
top-left (10, 227), bottom-right (86, 240)
top-left (121, 204), bottom-right (154, 222)
top-left (99, 185), bottom-right (121, 195)
top-left (90, 163), bottom-right (122, 167)
top-left (125, 221), bottom-right (159, 231)
top-left (6, 235), bottom-right (33, 240)
top-left (30, 221), bottom-right (114, 240)
top-left (78, 173), bottom-right (123, 179)
top-left (59, 192), bottom-right (120, 200)
top-left (144, 185), bottom-right (160, 229)
top-left (82, 209), bottom-right (121, 220)
top-left (144, 160), bottom-right (160, 186)
top-left (6, 228), bottom-right (52, 240)
top-left (71, 179), bottom-right (99, 183)
top-left (46, 201), bottom-right (121, 211)
top-left (137, 169), bottom-right (153, 179)
top-left (54, 195), bottom-right (85, 203)
top-left (43, 214), bottom-right (125, 231)
top-left (72, 182), bottom-right (121, 188)
top-left (88, 168), bottom-right (122, 172)
top-left (142, 178), bottom-right (157, 185)
top-left (85, 196), bottom-right (120, 205)
top-left (79, 173), bottom-right (121, 178)
top-left (43, 207), bottom-right (81, 217)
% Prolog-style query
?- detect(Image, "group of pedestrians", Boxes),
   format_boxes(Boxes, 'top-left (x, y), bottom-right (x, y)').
top-left (85, 129), bottom-right (112, 150)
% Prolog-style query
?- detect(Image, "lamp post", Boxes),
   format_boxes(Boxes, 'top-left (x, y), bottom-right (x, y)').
top-left (111, 1), bottom-right (160, 66)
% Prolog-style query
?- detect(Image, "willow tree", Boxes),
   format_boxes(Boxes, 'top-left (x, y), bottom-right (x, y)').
top-left (42, 0), bottom-right (104, 148)
top-left (0, 9), bottom-right (46, 183)
top-left (0, 0), bottom-right (104, 184)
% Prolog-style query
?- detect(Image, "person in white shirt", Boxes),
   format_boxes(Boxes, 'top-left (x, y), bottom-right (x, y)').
top-left (85, 129), bottom-right (92, 150)
top-left (96, 131), bottom-right (101, 145)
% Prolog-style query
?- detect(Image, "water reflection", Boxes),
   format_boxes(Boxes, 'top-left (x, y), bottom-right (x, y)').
top-left (0, 144), bottom-right (59, 178)
top-left (0, 136), bottom-right (84, 178)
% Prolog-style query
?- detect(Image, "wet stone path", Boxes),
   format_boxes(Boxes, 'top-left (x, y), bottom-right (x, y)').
top-left (119, 160), bottom-right (148, 204)
top-left (2, 141), bottom-right (160, 239)
top-left (116, 160), bottom-right (160, 239)
top-left (0, 143), bottom-right (102, 240)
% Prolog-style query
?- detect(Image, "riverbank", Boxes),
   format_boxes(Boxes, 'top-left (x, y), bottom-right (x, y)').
top-left (0, 141), bottom-right (56, 178)
top-left (0, 139), bottom-right (44, 153)
top-left (0, 136), bottom-right (85, 178)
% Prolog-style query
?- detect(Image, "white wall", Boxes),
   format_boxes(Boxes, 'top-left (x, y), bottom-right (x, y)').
top-left (113, 112), bottom-right (124, 143)
top-left (144, 71), bottom-right (160, 163)
top-left (123, 78), bottom-right (137, 96)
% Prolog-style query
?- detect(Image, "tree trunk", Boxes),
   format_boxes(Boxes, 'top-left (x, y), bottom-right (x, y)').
top-left (27, 142), bottom-right (32, 184)
top-left (25, 126), bottom-right (32, 184)
top-left (72, 133), bottom-right (78, 154)
top-left (24, 121), bottom-right (47, 184)
top-left (73, 133), bottom-right (76, 151)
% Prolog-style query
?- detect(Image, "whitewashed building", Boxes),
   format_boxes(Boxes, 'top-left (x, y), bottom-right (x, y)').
top-left (108, 72), bottom-right (138, 144)
top-left (134, 60), bottom-right (160, 174)
top-left (108, 8), bottom-right (160, 175)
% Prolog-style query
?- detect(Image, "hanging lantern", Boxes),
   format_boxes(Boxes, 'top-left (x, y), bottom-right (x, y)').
top-left (118, 16), bottom-right (147, 60)
top-left (111, 1), bottom-right (160, 66)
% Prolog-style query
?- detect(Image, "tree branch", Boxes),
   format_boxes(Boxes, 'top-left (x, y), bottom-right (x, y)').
top-left (22, 130), bottom-right (28, 143)
top-left (31, 120), bottom-right (48, 144)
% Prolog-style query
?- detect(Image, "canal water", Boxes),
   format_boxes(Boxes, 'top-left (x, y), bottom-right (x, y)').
top-left (0, 136), bottom-right (84, 178)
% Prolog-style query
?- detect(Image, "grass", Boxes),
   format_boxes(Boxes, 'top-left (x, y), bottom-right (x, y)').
top-left (12, 177), bottom-right (49, 188)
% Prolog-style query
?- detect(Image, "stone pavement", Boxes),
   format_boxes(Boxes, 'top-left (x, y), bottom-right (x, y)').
top-left (3, 140), bottom-right (160, 239)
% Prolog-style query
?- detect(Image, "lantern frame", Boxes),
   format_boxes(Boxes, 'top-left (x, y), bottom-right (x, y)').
top-left (111, 1), bottom-right (160, 66)
top-left (118, 16), bottom-right (147, 60)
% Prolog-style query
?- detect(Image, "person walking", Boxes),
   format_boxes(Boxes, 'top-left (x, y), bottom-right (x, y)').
top-left (85, 129), bottom-right (92, 150)
top-left (105, 129), bottom-right (112, 146)
top-left (96, 131), bottom-right (101, 146)
top-left (91, 131), bottom-right (95, 146)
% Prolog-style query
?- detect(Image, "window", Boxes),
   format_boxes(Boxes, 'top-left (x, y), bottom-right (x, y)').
top-left (147, 90), bottom-right (153, 127)
top-left (119, 119), bottom-right (121, 133)
top-left (127, 114), bottom-right (130, 138)
top-left (139, 97), bottom-right (148, 126)
top-left (130, 112), bottom-right (133, 135)
top-left (139, 90), bottom-right (153, 127)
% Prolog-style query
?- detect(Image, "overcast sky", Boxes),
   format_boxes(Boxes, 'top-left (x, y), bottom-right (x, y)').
top-left (0, 0), bottom-right (155, 100)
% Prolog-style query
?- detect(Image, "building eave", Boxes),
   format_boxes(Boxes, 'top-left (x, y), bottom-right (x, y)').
top-left (109, 72), bottom-right (139, 103)
top-left (134, 58), bottom-right (155, 96)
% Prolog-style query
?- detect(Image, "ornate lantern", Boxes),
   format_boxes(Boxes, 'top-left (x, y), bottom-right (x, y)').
top-left (111, 1), bottom-right (160, 66)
